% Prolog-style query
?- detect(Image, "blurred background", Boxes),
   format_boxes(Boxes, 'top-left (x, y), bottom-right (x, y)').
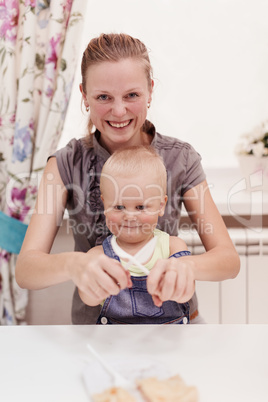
top-left (60, 0), bottom-right (268, 169)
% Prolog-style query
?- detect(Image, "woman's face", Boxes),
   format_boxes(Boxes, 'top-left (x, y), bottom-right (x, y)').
top-left (80, 58), bottom-right (153, 153)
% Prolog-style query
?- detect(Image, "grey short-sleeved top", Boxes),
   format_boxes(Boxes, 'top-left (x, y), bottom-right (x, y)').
top-left (53, 124), bottom-right (206, 324)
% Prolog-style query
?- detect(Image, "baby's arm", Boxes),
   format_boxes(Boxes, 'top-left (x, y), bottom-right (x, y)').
top-left (147, 235), bottom-right (195, 307)
top-left (169, 235), bottom-right (189, 254)
top-left (78, 245), bottom-right (132, 306)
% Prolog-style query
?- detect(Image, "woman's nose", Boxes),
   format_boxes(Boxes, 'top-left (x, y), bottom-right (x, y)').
top-left (112, 100), bottom-right (127, 117)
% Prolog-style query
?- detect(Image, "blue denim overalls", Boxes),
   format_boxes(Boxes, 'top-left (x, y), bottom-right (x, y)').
top-left (96, 235), bottom-right (191, 325)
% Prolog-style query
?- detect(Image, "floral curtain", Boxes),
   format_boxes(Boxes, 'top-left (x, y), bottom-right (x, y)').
top-left (0, 0), bottom-right (86, 324)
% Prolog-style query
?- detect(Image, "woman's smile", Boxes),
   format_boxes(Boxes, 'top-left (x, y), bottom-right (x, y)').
top-left (107, 119), bottom-right (132, 129)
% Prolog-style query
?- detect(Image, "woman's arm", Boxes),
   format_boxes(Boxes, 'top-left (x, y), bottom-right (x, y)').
top-left (147, 180), bottom-right (240, 306)
top-left (78, 246), bottom-right (132, 306)
top-left (15, 157), bottom-right (72, 289)
top-left (182, 179), bottom-right (240, 281)
top-left (15, 158), bottom-right (130, 294)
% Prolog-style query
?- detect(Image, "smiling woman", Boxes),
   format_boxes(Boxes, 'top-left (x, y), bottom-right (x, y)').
top-left (79, 34), bottom-right (153, 153)
top-left (81, 58), bottom-right (151, 152)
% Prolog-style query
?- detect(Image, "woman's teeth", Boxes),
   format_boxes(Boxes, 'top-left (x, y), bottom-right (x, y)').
top-left (109, 120), bottom-right (131, 128)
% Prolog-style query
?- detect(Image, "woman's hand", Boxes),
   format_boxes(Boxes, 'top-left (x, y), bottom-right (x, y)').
top-left (147, 257), bottom-right (195, 307)
top-left (73, 247), bottom-right (132, 306)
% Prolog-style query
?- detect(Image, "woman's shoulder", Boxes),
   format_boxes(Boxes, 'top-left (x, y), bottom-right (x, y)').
top-left (154, 131), bottom-right (195, 152)
top-left (153, 131), bottom-right (203, 172)
top-left (52, 137), bottom-right (96, 186)
top-left (55, 137), bottom-right (99, 168)
top-left (55, 137), bottom-right (94, 159)
top-left (145, 121), bottom-right (194, 152)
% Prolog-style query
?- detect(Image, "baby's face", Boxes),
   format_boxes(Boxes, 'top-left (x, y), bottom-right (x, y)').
top-left (101, 173), bottom-right (167, 248)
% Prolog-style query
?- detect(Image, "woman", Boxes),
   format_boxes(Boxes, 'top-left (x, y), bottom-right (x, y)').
top-left (15, 33), bottom-right (240, 324)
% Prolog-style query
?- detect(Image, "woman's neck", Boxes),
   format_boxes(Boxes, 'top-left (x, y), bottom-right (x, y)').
top-left (99, 130), bottom-right (153, 154)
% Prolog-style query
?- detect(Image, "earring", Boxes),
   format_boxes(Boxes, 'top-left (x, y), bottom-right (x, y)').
top-left (86, 105), bottom-right (89, 112)
top-left (147, 102), bottom-right (151, 109)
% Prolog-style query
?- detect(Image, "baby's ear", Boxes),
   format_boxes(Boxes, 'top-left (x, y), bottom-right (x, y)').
top-left (159, 195), bottom-right (168, 217)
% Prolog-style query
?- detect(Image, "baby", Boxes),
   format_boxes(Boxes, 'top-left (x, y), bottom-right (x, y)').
top-left (79, 145), bottom-right (195, 324)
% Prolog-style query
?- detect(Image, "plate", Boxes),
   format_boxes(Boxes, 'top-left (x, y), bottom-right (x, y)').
top-left (82, 356), bottom-right (171, 401)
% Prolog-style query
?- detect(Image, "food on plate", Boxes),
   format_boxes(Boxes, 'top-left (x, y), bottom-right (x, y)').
top-left (136, 375), bottom-right (199, 402)
top-left (91, 375), bottom-right (198, 401)
top-left (92, 386), bottom-right (136, 402)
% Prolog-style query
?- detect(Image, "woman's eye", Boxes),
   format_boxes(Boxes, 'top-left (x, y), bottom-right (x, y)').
top-left (127, 92), bottom-right (139, 99)
top-left (97, 94), bottom-right (109, 101)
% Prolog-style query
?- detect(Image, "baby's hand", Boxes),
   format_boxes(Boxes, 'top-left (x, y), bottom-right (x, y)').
top-left (147, 257), bottom-right (195, 307)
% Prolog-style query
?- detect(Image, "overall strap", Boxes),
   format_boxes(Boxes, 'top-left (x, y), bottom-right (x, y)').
top-left (170, 250), bottom-right (191, 258)
top-left (102, 235), bottom-right (121, 262)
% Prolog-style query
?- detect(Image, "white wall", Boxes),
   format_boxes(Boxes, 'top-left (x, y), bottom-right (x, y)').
top-left (59, 0), bottom-right (268, 168)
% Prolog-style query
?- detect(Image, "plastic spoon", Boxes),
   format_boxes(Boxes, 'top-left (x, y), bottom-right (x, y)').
top-left (86, 343), bottom-right (135, 392)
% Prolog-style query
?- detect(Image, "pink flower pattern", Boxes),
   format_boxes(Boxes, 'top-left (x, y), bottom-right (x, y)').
top-left (0, 0), bottom-right (19, 43)
top-left (0, 0), bottom-right (85, 325)
top-left (45, 33), bottom-right (62, 81)
top-left (7, 187), bottom-right (31, 221)
top-left (24, 0), bottom-right (36, 7)
top-left (62, 0), bottom-right (72, 27)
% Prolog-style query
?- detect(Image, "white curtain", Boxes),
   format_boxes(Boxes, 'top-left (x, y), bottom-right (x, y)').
top-left (0, 0), bottom-right (87, 324)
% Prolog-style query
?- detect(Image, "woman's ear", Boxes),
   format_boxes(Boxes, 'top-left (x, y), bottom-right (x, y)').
top-left (80, 83), bottom-right (90, 111)
top-left (79, 83), bottom-right (87, 101)
top-left (148, 79), bottom-right (154, 103)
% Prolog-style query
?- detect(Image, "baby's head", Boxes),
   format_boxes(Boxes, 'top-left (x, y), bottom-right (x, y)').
top-left (100, 146), bottom-right (168, 240)
top-left (100, 145), bottom-right (167, 195)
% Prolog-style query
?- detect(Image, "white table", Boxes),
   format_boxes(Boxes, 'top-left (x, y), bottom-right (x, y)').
top-left (0, 325), bottom-right (267, 401)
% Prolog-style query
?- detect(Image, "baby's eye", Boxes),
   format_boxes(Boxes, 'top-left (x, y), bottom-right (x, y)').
top-left (114, 205), bottom-right (125, 211)
top-left (97, 94), bottom-right (109, 101)
top-left (136, 205), bottom-right (146, 211)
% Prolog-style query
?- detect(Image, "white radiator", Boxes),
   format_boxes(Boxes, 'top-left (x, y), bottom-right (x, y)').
top-left (183, 228), bottom-right (268, 324)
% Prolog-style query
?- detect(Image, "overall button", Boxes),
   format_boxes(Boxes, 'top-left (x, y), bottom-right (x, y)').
top-left (183, 317), bottom-right (188, 324)
top-left (101, 317), bottom-right (108, 325)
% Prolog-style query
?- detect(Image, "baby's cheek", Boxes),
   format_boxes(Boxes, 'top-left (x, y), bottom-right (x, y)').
top-left (105, 214), bottom-right (122, 231)
top-left (141, 211), bottom-right (159, 224)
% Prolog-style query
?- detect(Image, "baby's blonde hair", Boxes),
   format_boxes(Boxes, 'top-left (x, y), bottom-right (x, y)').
top-left (100, 146), bottom-right (167, 196)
